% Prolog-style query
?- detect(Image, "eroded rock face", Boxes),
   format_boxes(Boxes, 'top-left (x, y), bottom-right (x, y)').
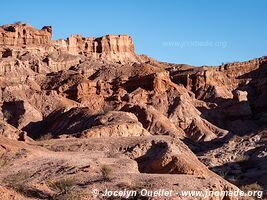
top-left (0, 23), bottom-right (135, 63)
top-left (0, 23), bottom-right (139, 80)
top-left (122, 103), bottom-right (185, 137)
top-left (1, 100), bottom-right (42, 129)
top-left (0, 23), bottom-right (267, 199)
top-left (123, 136), bottom-right (211, 176)
top-left (0, 23), bottom-right (137, 63)
top-left (0, 23), bottom-right (265, 141)
top-left (53, 34), bottom-right (137, 62)
top-left (0, 120), bottom-right (21, 140)
top-left (26, 108), bottom-right (150, 139)
top-left (120, 71), bottom-right (228, 141)
top-left (171, 57), bottom-right (267, 102)
top-left (0, 23), bottom-right (52, 47)
top-left (233, 90), bottom-right (248, 102)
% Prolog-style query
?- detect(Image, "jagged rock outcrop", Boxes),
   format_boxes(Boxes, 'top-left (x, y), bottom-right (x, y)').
top-left (26, 108), bottom-right (150, 139)
top-left (122, 103), bottom-right (185, 137)
top-left (0, 23), bottom-right (52, 48)
top-left (0, 23), bottom-right (137, 63)
top-left (0, 120), bottom-right (21, 140)
top-left (53, 34), bottom-right (137, 62)
top-left (1, 100), bottom-right (42, 130)
top-left (123, 136), bottom-right (211, 176)
top-left (170, 57), bottom-right (267, 135)
top-left (120, 71), bottom-right (228, 141)
top-left (233, 90), bottom-right (248, 102)
top-left (171, 56), bottom-right (267, 102)
top-left (0, 23), bottom-right (140, 80)
top-left (76, 111), bottom-right (150, 138)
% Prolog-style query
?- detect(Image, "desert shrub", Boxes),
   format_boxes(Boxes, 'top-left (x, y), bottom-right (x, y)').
top-left (47, 178), bottom-right (81, 200)
top-left (217, 169), bottom-right (229, 179)
top-left (101, 165), bottom-right (113, 181)
top-left (3, 110), bottom-right (13, 121)
top-left (47, 178), bottom-right (75, 193)
top-left (47, 178), bottom-right (86, 200)
top-left (0, 154), bottom-right (9, 167)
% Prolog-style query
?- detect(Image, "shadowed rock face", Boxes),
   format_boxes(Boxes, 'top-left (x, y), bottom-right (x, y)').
top-left (0, 23), bottom-right (266, 199)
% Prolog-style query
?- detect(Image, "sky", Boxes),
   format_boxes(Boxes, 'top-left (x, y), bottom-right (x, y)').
top-left (1, 0), bottom-right (267, 66)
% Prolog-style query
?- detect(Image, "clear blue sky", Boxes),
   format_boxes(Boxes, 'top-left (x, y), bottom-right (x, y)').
top-left (1, 0), bottom-right (267, 66)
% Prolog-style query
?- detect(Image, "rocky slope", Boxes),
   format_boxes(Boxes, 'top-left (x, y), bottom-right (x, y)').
top-left (0, 23), bottom-right (266, 199)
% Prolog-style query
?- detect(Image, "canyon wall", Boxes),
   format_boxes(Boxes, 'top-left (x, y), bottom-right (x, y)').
top-left (0, 23), bottom-right (52, 47)
top-left (53, 34), bottom-right (134, 54)
top-left (53, 34), bottom-right (136, 62)
top-left (0, 23), bottom-right (137, 63)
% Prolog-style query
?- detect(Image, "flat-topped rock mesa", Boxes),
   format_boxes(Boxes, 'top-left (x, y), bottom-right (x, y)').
top-left (0, 23), bottom-right (52, 47)
top-left (53, 34), bottom-right (136, 62)
top-left (0, 23), bottom-right (137, 63)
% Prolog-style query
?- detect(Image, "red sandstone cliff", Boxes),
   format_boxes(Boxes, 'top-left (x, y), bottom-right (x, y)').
top-left (0, 23), bottom-right (52, 47)
top-left (0, 23), bottom-right (137, 63)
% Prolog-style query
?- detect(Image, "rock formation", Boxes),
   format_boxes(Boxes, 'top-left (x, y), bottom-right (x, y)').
top-left (53, 34), bottom-right (136, 62)
top-left (0, 23), bottom-right (52, 47)
top-left (0, 23), bottom-right (137, 64)
top-left (0, 23), bottom-right (266, 200)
